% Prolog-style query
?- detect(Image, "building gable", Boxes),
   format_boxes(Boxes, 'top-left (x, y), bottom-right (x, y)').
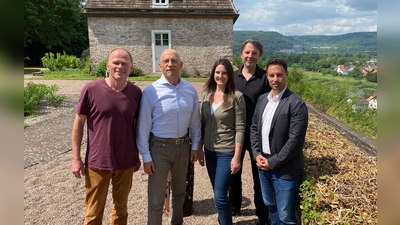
top-left (84, 0), bottom-right (239, 75)
top-left (83, 0), bottom-right (239, 22)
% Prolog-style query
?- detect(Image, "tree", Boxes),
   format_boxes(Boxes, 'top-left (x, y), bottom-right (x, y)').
top-left (337, 57), bottom-right (346, 65)
top-left (315, 59), bottom-right (331, 70)
top-left (287, 64), bottom-right (306, 96)
top-left (300, 54), bottom-right (316, 71)
top-left (232, 53), bottom-right (243, 69)
top-left (24, 0), bottom-right (88, 66)
top-left (347, 68), bottom-right (363, 79)
top-left (365, 72), bottom-right (377, 83)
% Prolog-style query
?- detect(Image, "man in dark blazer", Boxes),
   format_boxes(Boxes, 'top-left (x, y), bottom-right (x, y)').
top-left (250, 58), bottom-right (308, 225)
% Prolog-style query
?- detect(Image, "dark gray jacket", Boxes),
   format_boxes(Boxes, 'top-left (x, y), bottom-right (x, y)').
top-left (250, 88), bottom-right (308, 179)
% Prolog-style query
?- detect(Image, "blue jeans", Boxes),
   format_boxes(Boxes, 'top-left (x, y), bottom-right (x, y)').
top-left (205, 149), bottom-right (234, 225)
top-left (258, 169), bottom-right (300, 225)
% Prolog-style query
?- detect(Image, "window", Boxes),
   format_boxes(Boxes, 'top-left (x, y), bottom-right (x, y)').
top-left (154, 33), bottom-right (169, 46)
top-left (152, 0), bottom-right (169, 7)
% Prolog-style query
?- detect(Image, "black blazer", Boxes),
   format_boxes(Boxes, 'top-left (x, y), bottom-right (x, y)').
top-left (250, 88), bottom-right (308, 179)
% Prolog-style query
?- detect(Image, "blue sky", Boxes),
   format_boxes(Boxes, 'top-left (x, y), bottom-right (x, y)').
top-left (232, 0), bottom-right (377, 35)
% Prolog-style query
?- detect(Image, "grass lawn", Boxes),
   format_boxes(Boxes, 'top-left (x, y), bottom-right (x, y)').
top-left (24, 69), bottom-right (209, 82)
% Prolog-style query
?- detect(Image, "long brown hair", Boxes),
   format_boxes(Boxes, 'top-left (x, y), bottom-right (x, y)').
top-left (204, 58), bottom-right (237, 109)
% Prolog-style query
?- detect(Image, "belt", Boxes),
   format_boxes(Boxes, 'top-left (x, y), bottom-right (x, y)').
top-left (151, 134), bottom-right (189, 145)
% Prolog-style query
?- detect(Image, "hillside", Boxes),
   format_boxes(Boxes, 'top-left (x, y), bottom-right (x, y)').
top-left (233, 31), bottom-right (377, 54)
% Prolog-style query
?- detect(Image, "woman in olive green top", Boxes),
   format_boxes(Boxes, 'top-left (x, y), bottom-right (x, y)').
top-left (197, 58), bottom-right (246, 225)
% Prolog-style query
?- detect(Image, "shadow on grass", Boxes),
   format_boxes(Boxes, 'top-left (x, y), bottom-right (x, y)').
top-left (24, 68), bottom-right (41, 74)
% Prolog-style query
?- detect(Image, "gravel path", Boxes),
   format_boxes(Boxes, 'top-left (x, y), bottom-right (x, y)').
top-left (24, 80), bottom-right (260, 225)
top-left (24, 79), bottom-right (373, 224)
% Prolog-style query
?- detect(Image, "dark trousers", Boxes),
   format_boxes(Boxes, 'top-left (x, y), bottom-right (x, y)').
top-left (229, 140), bottom-right (269, 222)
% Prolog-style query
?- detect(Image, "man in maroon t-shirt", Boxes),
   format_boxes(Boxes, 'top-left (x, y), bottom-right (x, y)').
top-left (70, 48), bottom-right (142, 224)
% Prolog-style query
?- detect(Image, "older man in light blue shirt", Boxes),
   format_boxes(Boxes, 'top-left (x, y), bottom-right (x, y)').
top-left (137, 49), bottom-right (201, 225)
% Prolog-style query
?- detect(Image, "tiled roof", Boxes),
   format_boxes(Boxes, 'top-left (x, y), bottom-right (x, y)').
top-left (84, 0), bottom-right (238, 15)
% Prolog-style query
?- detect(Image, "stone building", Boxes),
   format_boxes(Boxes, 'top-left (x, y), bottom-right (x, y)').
top-left (82, 0), bottom-right (239, 75)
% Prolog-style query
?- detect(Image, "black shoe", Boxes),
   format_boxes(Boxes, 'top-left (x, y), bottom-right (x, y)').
top-left (257, 218), bottom-right (271, 225)
top-left (232, 209), bottom-right (240, 216)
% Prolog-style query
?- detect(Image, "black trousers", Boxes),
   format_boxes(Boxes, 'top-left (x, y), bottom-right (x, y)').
top-left (229, 139), bottom-right (269, 222)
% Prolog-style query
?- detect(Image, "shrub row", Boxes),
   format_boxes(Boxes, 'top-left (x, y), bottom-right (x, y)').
top-left (24, 82), bottom-right (66, 117)
top-left (41, 52), bottom-right (81, 71)
top-left (41, 50), bottom-right (145, 77)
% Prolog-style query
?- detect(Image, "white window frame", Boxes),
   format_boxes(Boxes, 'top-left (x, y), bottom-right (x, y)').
top-left (152, 30), bottom-right (172, 72)
top-left (152, 0), bottom-right (169, 8)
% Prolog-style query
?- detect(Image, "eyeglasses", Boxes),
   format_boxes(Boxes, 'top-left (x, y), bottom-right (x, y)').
top-left (162, 59), bottom-right (179, 65)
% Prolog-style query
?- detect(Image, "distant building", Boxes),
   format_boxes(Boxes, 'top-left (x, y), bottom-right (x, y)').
top-left (347, 92), bottom-right (377, 111)
top-left (336, 65), bottom-right (354, 75)
top-left (367, 92), bottom-right (377, 110)
top-left (280, 45), bottom-right (303, 54)
top-left (359, 65), bottom-right (378, 76)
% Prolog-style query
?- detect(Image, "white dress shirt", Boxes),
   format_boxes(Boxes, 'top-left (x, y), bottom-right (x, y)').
top-left (261, 87), bottom-right (287, 154)
top-left (136, 75), bottom-right (201, 163)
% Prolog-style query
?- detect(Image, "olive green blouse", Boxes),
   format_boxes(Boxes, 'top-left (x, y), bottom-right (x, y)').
top-left (200, 90), bottom-right (246, 152)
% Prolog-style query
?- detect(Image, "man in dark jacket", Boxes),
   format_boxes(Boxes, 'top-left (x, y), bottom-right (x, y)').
top-left (251, 58), bottom-right (308, 224)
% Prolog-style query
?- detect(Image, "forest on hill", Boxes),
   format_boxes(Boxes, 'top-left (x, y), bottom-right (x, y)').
top-left (233, 31), bottom-right (377, 54)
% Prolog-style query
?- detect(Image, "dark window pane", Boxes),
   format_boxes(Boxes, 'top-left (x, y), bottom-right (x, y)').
top-left (156, 40), bottom-right (161, 45)
top-left (162, 34), bottom-right (169, 41)
top-left (163, 39), bottom-right (168, 45)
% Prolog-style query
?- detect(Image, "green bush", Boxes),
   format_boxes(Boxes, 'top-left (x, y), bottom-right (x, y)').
top-left (193, 68), bottom-right (201, 77)
top-left (82, 60), bottom-right (92, 75)
top-left (232, 53), bottom-right (243, 69)
top-left (41, 51), bottom-right (80, 71)
top-left (179, 67), bottom-right (190, 78)
top-left (94, 58), bottom-right (108, 77)
top-left (24, 82), bottom-right (66, 117)
top-left (80, 49), bottom-right (91, 74)
top-left (258, 60), bottom-right (266, 70)
top-left (365, 72), bottom-right (377, 83)
top-left (288, 64), bottom-right (307, 97)
top-left (80, 48), bottom-right (90, 61)
top-left (299, 175), bottom-right (326, 224)
top-left (131, 67), bottom-right (144, 77)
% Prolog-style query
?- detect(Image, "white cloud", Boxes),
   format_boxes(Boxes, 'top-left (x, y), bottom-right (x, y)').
top-left (368, 25), bottom-right (378, 32)
top-left (232, 0), bottom-right (377, 35)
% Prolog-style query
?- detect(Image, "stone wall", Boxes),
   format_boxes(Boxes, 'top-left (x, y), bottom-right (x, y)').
top-left (88, 17), bottom-right (234, 75)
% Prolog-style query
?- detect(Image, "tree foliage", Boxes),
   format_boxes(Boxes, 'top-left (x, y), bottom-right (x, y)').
top-left (233, 31), bottom-right (294, 54)
top-left (347, 68), bottom-right (364, 79)
top-left (233, 31), bottom-right (377, 54)
top-left (24, 0), bottom-right (88, 66)
top-left (366, 72), bottom-right (377, 83)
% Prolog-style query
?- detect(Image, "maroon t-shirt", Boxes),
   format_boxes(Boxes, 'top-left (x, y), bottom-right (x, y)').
top-left (76, 79), bottom-right (142, 171)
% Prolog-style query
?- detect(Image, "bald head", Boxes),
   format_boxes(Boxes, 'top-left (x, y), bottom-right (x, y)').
top-left (160, 49), bottom-right (181, 62)
top-left (159, 49), bottom-right (183, 85)
top-left (108, 48), bottom-right (133, 65)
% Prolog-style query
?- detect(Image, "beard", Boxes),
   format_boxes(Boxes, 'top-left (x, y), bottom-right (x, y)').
top-left (243, 60), bottom-right (256, 68)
